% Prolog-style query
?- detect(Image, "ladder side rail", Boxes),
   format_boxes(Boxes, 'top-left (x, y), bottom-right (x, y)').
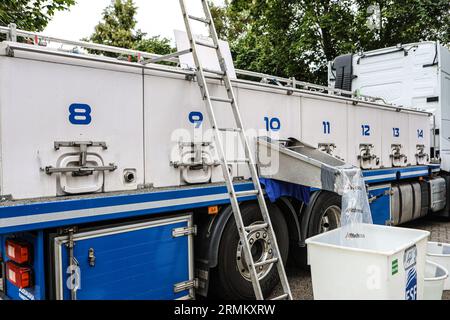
top-left (201, 0), bottom-right (293, 300)
top-left (179, 0), bottom-right (266, 299)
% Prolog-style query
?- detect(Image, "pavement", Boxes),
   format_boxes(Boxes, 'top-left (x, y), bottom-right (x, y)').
top-left (272, 216), bottom-right (450, 300)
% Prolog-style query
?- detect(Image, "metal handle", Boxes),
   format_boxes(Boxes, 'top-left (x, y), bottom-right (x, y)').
top-left (45, 164), bottom-right (117, 176)
top-left (45, 141), bottom-right (117, 176)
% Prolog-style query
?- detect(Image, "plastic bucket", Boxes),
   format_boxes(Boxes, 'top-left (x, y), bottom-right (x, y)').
top-left (306, 224), bottom-right (430, 300)
top-left (426, 242), bottom-right (450, 290)
top-left (423, 260), bottom-right (448, 300)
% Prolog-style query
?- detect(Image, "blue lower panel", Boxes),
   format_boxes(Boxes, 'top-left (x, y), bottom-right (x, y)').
top-left (56, 215), bottom-right (192, 300)
top-left (368, 186), bottom-right (391, 226)
top-left (2, 232), bottom-right (46, 300)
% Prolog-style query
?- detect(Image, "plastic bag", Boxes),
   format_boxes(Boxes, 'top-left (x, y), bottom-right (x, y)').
top-left (337, 166), bottom-right (373, 246)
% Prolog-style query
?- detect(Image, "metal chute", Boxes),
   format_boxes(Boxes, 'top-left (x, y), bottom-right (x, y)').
top-left (256, 137), bottom-right (354, 195)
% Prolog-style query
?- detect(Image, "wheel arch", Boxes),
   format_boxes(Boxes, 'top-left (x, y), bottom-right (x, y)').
top-left (300, 190), bottom-right (343, 239)
top-left (300, 190), bottom-right (324, 241)
top-left (276, 197), bottom-right (302, 247)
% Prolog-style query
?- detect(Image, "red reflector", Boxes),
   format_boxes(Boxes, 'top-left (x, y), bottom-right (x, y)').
top-left (6, 261), bottom-right (32, 288)
top-left (6, 239), bottom-right (31, 264)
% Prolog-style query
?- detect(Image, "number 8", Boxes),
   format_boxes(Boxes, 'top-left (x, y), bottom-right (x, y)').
top-left (69, 104), bottom-right (92, 125)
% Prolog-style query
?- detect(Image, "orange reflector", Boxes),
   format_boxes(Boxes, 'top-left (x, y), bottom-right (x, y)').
top-left (208, 206), bottom-right (219, 215)
top-left (6, 261), bottom-right (32, 289)
top-left (6, 239), bottom-right (31, 264)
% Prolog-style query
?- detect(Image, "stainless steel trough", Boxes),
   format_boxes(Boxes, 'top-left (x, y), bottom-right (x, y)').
top-left (256, 137), bottom-right (355, 195)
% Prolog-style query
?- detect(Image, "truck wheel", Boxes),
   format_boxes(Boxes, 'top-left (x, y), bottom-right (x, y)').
top-left (308, 192), bottom-right (341, 237)
top-left (212, 202), bottom-right (289, 300)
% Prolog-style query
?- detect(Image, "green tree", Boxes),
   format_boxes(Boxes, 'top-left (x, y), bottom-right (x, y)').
top-left (211, 0), bottom-right (449, 85)
top-left (0, 0), bottom-right (75, 31)
top-left (85, 0), bottom-right (173, 58)
top-left (354, 0), bottom-right (450, 51)
top-left (133, 32), bottom-right (173, 56)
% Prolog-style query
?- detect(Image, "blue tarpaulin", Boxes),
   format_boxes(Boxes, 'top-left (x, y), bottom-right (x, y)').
top-left (259, 178), bottom-right (311, 204)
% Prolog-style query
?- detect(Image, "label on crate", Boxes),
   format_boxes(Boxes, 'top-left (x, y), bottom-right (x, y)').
top-left (404, 245), bottom-right (418, 300)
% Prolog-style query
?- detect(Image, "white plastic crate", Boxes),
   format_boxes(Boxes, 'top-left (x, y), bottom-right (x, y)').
top-left (306, 224), bottom-right (429, 300)
top-left (427, 242), bottom-right (450, 290)
top-left (423, 260), bottom-right (448, 300)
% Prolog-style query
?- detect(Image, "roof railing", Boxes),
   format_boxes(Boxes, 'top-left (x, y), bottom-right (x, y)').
top-left (0, 23), bottom-right (422, 110)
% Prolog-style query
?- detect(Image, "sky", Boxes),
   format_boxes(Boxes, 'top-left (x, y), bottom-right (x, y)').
top-left (44, 0), bottom-right (225, 43)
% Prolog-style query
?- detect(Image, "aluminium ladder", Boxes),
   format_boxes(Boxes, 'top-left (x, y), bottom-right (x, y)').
top-left (178, 0), bottom-right (292, 300)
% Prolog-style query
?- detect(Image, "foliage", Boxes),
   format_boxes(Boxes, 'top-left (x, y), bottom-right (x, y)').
top-left (0, 0), bottom-right (75, 31)
top-left (85, 0), bottom-right (173, 58)
top-left (211, 0), bottom-right (450, 85)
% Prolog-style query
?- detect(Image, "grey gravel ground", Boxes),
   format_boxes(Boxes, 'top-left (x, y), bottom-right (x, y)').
top-left (272, 216), bottom-right (450, 300)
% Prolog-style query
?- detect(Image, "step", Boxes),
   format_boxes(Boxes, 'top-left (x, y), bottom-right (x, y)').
top-left (195, 40), bottom-right (218, 49)
top-left (244, 223), bottom-right (268, 233)
top-left (188, 15), bottom-right (211, 24)
top-left (254, 257), bottom-right (279, 268)
top-left (228, 159), bottom-right (250, 164)
top-left (235, 190), bottom-right (259, 197)
top-left (218, 128), bottom-right (242, 133)
top-left (271, 293), bottom-right (289, 301)
top-left (203, 67), bottom-right (225, 76)
top-left (210, 96), bottom-right (233, 103)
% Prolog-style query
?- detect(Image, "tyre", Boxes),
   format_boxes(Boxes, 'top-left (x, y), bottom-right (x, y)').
top-left (211, 202), bottom-right (289, 300)
top-left (308, 191), bottom-right (341, 237)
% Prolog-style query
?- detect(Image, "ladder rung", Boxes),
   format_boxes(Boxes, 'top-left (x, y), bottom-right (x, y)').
top-left (244, 223), bottom-right (268, 232)
top-left (195, 40), bottom-right (219, 49)
top-left (210, 96), bottom-right (233, 103)
top-left (188, 15), bottom-right (211, 24)
top-left (271, 294), bottom-right (289, 301)
top-left (228, 159), bottom-right (250, 164)
top-left (254, 257), bottom-right (279, 268)
top-left (202, 67), bottom-right (225, 76)
top-left (218, 128), bottom-right (242, 133)
top-left (235, 190), bottom-right (259, 197)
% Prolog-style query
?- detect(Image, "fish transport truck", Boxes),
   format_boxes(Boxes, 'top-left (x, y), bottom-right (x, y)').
top-left (0, 1), bottom-right (445, 301)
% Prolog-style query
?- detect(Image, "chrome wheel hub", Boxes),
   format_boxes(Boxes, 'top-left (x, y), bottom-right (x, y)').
top-left (236, 221), bottom-right (274, 281)
top-left (320, 205), bottom-right (341, 233)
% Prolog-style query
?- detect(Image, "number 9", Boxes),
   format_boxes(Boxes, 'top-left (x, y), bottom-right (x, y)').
top-left (189, 111), bottom-right (204, 128)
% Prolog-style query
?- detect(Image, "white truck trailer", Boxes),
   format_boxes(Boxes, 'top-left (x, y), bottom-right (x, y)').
top-left (330, 42), bottom-right (450, 219)
top-left (0, 20), bottom-right (443, 300)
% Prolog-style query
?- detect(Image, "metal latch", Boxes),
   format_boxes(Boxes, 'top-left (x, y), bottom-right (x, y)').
top-left (415, 144), bottom-right (429, 164)
top-left (45, 141), bottom-right (117, 176)
top-left (318, 143), bottom-right (336, 155)
top-left (170, 142), bottom-right (219, 169)
top-left (358, 144), bottom-right (380, 168)
top-left (64, 227), bottom-right (79, 301)
top-left (358, 144), bottom-right (379, 161)
top-left (172, 225), bottom-right (197, 238)
top-left (174, 279), bottom-right (198, 293)
top-left (88, 248), bottom-right (96, 267)
top-left (390, 144), bottom-right (407, 165)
